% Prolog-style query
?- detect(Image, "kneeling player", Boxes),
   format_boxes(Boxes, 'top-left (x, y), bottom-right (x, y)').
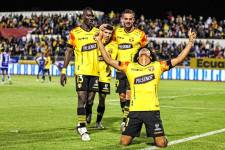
top-left (95, 28), bottom-right (196, 147)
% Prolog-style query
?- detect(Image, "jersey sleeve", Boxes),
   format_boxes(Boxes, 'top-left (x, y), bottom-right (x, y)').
top-left (140, 31), bottom-right (147, 47)
top-left (159, 60), bottom-right (173, 72)
top-left (67, 31), bottom-right (76, 48)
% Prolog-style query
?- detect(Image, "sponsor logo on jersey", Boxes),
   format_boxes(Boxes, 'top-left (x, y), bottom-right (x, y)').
top-left (81, 43), bottom-right (97, 51)
top-left (78, 37), bottom-right (88, 40)
top-left (117, 36), bottom-right (124, 39)
top-left (134, 74), bottom-right (155, 84)
top-left (118, 43), bottom-right (133, 50)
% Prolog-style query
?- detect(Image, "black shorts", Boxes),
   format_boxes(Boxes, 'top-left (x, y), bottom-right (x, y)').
top-left (122, 111), bottom-right (165, 138)
top-left (1, 68), bottom-right (8, 72)
top-left (75, 75), bottom-right (99, 92)
top-left (99, 82), bottom-right (110, 94)
top-left (116, 72), bottom-right (130, 94)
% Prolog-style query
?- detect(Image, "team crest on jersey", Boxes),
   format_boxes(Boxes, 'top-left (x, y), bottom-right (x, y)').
top-left (82, 43), bottom-right (97, 51)
top-left (148, 66), bottom-right (154, 71)
top-left (107, 48), bottom-right (113, 54)
top-left (118, 43), bottom-right (133, 50)
top-left (129, 37), bottom-right (134, 42)
top-left (134, 74), bottom-right (155, 84)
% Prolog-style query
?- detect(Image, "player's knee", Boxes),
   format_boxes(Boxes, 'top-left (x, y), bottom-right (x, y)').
top-left (154, 136), bottom-right (168, 148)
top-left (125, 90), bottom-right (130, 99)
top-left (120, 135), bottom-right (133, 146)
top-left (119, 93), bottom-right (126, 101)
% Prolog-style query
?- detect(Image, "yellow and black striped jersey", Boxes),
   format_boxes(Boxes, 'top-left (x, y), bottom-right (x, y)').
top-left (113, 27), bottom-right (147, 63)
top-left (120, 61), bottom-right (170, 111)
top-left (45, 56), bottom-right (51, 69)
top-left (98, 41), bottom-right (118, 83)
top-left (68, 26), bottom-right (99, 76)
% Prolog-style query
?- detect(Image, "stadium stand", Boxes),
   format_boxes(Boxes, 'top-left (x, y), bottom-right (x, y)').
top-left (0, 11), bottom-right (225, 66)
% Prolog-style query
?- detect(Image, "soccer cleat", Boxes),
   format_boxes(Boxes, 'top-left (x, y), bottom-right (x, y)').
top-left (81, 132), bottom-right (90, 141)
top-left (77, 126), bottom-right (91, 141)
top-left (86, 114), bottom-right (92, 124)
top-left (96, 122), bottom-right (104, 129)
top-left (120, 122), bottom-right (126, 132)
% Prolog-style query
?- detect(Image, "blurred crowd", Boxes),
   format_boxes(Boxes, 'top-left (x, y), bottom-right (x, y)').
top-left (0, 11), bottom-right (225, 66)
top-left (148, 40), bottom-right (225, 66)
top-left (1, 36), bottom-right (224, 66)
top-left (1, 11), bottom-right (224, 39)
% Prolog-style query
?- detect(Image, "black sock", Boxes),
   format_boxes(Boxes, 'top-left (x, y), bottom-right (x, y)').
top-left (85, 104), bottom-right (93, 117)
top-left (96, 106), bottom-right (105, 122)
top-left (77, 107), bottom-right (86, 127)
top-left (120, 101), bottom-right (126, 112)
top-left (122, 100), bottom-right (130, 122)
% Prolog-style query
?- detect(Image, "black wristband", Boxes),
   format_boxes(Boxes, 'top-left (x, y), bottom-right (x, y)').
top-left (166, 59), bottom-right (173, 70)
top-left (66, 43), bottom-right (74, 49)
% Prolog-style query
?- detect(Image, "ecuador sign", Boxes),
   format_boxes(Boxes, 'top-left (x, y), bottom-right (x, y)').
top-left (190, 58), bottom-right (225, 69)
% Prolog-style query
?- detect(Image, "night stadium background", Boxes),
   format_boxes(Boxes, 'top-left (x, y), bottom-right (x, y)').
top-left (0, 0), bottom-right (225, 149)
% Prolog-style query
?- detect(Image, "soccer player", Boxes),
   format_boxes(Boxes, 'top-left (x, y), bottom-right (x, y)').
top-left (95, 29), bottom-right (196, 147)
top-left (113, 9), bottom-right (148, 129)
top-left (35, 52), bottom-right (46, 82)
top-left (0, 49), bottom-right (11, 84)
top-left (94, 24), bottom-right (118, 128)
top-left (60, 7), bottom-right (99, 141)
top-left (43, 52), bottom-right (52, 82)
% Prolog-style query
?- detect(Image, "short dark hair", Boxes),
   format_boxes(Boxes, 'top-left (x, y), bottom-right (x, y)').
top-left (133, 47), bottom-right (157, 62)
top-left (121, 9), bottom-right (135, 18)
top-left (105, 24), bottom-right (113, 31)
top-left (82, 7), bottom-right (93, 14)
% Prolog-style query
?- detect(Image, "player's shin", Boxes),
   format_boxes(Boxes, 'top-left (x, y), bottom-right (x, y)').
top-left (77, 107), bottom-right (86, 127)
top-left (96, 105), bottom-right (105, 123)
top-left (122, 100), bottom-right (130, 122)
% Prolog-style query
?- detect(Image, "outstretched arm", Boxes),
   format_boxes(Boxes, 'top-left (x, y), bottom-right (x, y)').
top-left (94, 32), bottom-right (126, 72)
top-left (171, 29), bottom-right (196, 67)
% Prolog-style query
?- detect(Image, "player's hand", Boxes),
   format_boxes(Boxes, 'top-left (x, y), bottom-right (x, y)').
top-left (93, 31), bottom-right (103, 41)
top-left (60, 74), bottom-right (67, 86)
top-left (188, 28), bottom-right (197, 43)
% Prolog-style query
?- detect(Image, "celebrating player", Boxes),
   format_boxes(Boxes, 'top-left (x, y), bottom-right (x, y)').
top-left (60, 7), bottom-right (99, 141)
top-left (93, 24), bottom-right (118, 128)
top-left (95, 28), bottom-right (196, 147)
top-left (112, 9), bottom-right (148, 130)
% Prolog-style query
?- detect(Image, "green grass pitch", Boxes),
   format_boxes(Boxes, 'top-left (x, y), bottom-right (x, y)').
top-left (0, 76), bottom-right (225, 150)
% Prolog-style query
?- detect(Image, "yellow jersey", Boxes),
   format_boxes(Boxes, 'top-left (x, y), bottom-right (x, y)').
top-left (122, 61), bottom-right (170, 111)
top-left (113, 27), bottom-right (147, 63)
top-left (68, 26), bottom-right (99, 76)
top-left (98, 41), bottom-right (118, 83)
top-left (45, 56), bottom-right (51, 69)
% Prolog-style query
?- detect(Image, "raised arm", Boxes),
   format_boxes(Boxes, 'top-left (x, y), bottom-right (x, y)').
top-left (171, 29), bottom-right (196, 67)
top-left (94, 32), bottom-right (125, 72)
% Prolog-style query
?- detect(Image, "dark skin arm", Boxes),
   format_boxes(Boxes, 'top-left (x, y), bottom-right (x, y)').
top-left (60, 47), bottom-right (73, 86)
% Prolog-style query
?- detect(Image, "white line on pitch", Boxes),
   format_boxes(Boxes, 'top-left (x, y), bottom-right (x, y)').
top-left (141, 128), bottom-right (225, 150)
